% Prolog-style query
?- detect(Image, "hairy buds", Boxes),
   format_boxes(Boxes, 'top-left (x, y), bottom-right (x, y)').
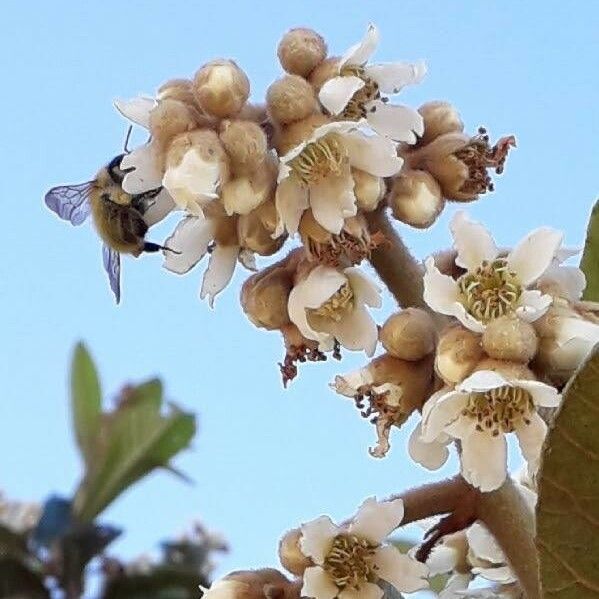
top-left (277, 28), bottom-right (327, 77)
top-left (380, 308), bottom-right (436, 361)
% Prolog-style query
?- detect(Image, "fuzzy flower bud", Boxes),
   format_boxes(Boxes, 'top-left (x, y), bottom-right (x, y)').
top-left (474, 357), bottom-right (536, 381)
top-left (220, 119), bottom-right (268, 176)
top-left (149, 99), bottom-right (200, 155)
top-left (435, 325), bottom-right (484, 385)
top-left (380, 308), bottom-right (436, 361)
top-left (157, 78), bottom-right (198, 106)
top-left (417, 101), bottom-right (464, 146)
top-left (275, 113), bottom-right (330, 155)
top-left (193, 59), bottom-right (250, 118)
top-left (238, 203), bottom-right (286, 256)
top-left (482, 315), bottom-right (539, 363)
top-left (267, 75), bottom-right (318, 125)
top-left (278, 528), bottom-right (311, 576)
top-left (163, 129), bottom-right (230, 215)
top-left (388, 169), bottom-right (444, 228)
top-left (352, 168), bottom-right (386, 212)
top-left (308, 57), bottom-right (340, 92)
top-left (241, 259), bottom-right (296, 330)
top-left (206, 569), bottom-right (298, 599)
top-left (277, 28), bottom-right (327, 77)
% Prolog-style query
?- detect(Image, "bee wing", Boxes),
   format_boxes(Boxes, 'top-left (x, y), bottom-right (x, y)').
top-left (102, 244), bottom-right (121, 304)
top-left (44, 182), bottom-right (93, 226)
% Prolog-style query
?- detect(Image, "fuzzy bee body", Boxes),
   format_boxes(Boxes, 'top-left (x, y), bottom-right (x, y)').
top-left (45, 154), bottom-right (172, 302)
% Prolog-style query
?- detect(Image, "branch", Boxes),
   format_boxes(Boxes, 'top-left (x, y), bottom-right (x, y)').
top-left (365, 208), bottom-right (427, 310)
top-left (476, 478), bottom-right (540, 599)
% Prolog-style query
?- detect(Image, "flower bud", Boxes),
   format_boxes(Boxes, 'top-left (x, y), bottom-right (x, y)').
top-left (482, 315), bottom-right (538, 363)
top-left (474, 357), bottom-right (535, 381)
top-left (278, 528), bottom-right (311, 576)
top-left (220, 119), bottom-right (268, 176)
top-left (149, 99), bottom-right (200, 155)
top-left (277, 28), bottom-right (327, 77)
top-left (157, 78), bottom-right (197, 106)
top-left (238, 205), bottom-right (285, 256)
top-left (352, 168), bottom-right (386, 212)
top-left (267, 75), bottom-right (318, 125)
top-left (380, 308), bottom-right (436, 361)
top-left (193, 59), bottom-right (250, 118)
top-left (388, 169), bottom-right (444, 228)
top-left (417, 101), bottom-right (464, 146)
top-left (308, 57), bottom-right (340, 92)
top-left (435, 325), bottom-right (483, 385)
top-left (211, 569), bottom-right (296, 599)
top-left (241, 264), bottom-right (293, 330)
top-left (164, 129), bottom-right (230, 215)
top-left (275, 113), bottom-right (330, 155)
top-left (237, 103), bottom-right (268, 124)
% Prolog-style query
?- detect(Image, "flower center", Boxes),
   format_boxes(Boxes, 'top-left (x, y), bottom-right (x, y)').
top-left (308, 282), bottom-right (354, 322)
top-left (289, 133), bottom-right (348, 187)
top-left (457, 258), bottom-right (522, 322)
top-left (462, 385), bottom-right (534, 435)
top-left (338, 65), bottom-right (381, 121)
top-left (305, 230), bottom-right (386, 267)
top-left (323, 534), bottom-right (378, 590)
top-left (453, 128), bottom-right (516, 196)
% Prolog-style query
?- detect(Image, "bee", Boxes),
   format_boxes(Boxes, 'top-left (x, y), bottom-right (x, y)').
top-left (45, 153), bottom-right (176, 303)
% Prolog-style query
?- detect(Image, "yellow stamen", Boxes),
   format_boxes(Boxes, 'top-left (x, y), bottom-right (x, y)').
top-left (289, 133), bottom-right (347, 187)
top-left (323, 534), bottom-right (378, 590)
top-left (308, 282), bottom-right (354, 322)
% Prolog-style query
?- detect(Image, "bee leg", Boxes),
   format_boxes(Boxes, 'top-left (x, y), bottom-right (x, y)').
top-left (144, 242), bottom-right (181, 255)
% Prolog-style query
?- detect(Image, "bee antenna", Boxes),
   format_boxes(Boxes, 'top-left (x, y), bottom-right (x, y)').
top-left (123, 125), bottom-right (133, 154)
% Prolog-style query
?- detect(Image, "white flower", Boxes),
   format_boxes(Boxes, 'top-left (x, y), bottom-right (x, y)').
top-left (275, 121), bottom-right (402, 237)
top-left (288, 265), bottom-right (381, 355)
top-left (420, 370), bottom-right (560, 491)
top-left (0, 494), bottom-right (41, 533)
top-left (424, 211), bottom-right (564, 333)
top-left (163, 214), bottom-right (253, 306)
top-left (300, 498), bottom-right (428, 599)
top-left (319, 24), bottom-right (426, 142)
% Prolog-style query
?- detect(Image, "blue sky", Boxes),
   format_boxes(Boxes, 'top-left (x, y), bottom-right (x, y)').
top-left (0, 0), bottom-right (597, 588)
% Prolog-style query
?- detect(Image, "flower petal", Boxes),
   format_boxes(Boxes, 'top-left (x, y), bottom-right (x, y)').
top-left (340, 23), bottom-right (379, 68)
top-left (439, 573), bottom-right (472, 598)
top-left (344, 267), bottom-right (381, 308)
top-left (121, 143), bottom-right (163, 194)
top-left (517, 380), bottom-right (561, 408)
top-left (538, 264), bottom-right (586, 301)
top-left (457, 370), bottom-right (508, 393)
top-left (274, 177), bottom-right (309, 237)
top-left (426, 543), bottom-right (459, 575)
top-left (408, 422), bottom-right (450, 470)
top-left (331, 307), bottom-right (378, 356)
top-left (114, 96), bottom-right (155, 128)
top-left (466, 522), bottom-right (506, 565)
top-left (349, 497), bottom-right (404, 544)
top-left (450, 211), bottom-right (498, 271)
top-left (163, 215), bottom-right (215, 274)
top-left (339, 582), bottom-right (383, 599)
top-left (423, 257), bottom-right (461, 312)
top-left (199, 244), bottom-right (239, 307)
top-left (507, 228), bottom-right (563, 286)
top-left (472, 565), bottom-right (515, 584)
top-left (373, 546), bottom-right (428, 593)
top-left (319, 76), bottom-right (365, 115)
top-left (515, 290), bottom-right (552, 323)
top-left (366, 102), bottom-right (424, 143)
top-left (143, 189), bottom-right (176, 227)
top-left (515, 412), bottom-right (547, 474)
top-left (421, 390), bottom-right (468, 442)
top-left (310, 174), bottom-right (357, 234)
top-left (331, 367), bottom-right (374, 397)
top-left (460, 429), bottom-right (508, 492)
top-left (344, 132), bottom-right (403, 177)
top-left (366, 60), bottom-right (427, 94)
top-left (300, 516), bottom-right (341, 564)
top-left (302, 566), bottom-right (339, 599)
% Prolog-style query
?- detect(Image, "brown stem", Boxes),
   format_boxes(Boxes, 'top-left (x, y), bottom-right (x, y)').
top-left (476, 478), bottom-right (540, 599)
top-left (365, 208), bottom-right (426, 310)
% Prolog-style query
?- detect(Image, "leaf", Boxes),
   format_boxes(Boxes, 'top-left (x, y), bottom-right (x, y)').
top-left (536, 344), bottom-right (599, 598)
top-left (73, 381), bottom-right (196, 521)
top-left (101, 567), bottom-right (204, 599)
top-left (580, 200), bottom-right (599, 301)
top-left (0, 556), bottom-right (50, 598)
top-left (71, 343), bottom-right (102, 465)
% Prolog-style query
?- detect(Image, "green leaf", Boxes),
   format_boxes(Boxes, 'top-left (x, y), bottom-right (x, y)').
top-left (101, 567), bottom-right (203, 599)
top-left (580, 200), bottom-right (599, 301)
top-left (537, 344), bottom-right (599, 598)
top-left (72, 381), bottom-right (196, 521)
top-left (71, 343), bottom-right (102, 465)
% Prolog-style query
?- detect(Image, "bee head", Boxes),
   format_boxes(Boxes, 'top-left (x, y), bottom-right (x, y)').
top-left (107, 154), bottom-right (128, 184)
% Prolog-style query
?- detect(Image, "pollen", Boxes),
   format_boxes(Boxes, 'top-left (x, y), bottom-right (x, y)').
top-left (454, 128), bottom-right (516, 196)
top-left (289, 133), bottom-right (348, 186)
top-left (462, 385), bottom-right (534, 435)
top-left (338, 65), bottom-right (381, 121)
top-left (458, 258), bottom-right (522, 322)
top-left (309, 282), bottom-right (354, 321)
top-left (323, 534), bottom-right (378, 590)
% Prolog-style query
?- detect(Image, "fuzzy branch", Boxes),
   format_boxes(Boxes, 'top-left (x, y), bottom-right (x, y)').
top-left (366, 208), bottom-right (427, 310)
